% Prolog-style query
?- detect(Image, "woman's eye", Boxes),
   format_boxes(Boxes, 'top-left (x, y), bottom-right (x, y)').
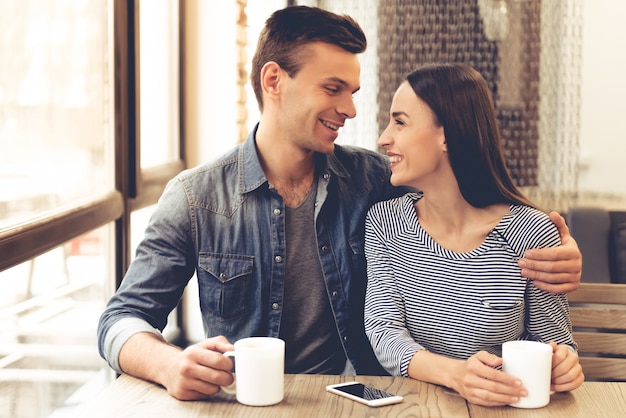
top-left (394, 119), bottom-right (404, 126)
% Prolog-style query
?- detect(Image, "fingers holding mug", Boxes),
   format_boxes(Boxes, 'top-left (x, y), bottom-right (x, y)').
top-left (220, 350), bottom-right (237, 395)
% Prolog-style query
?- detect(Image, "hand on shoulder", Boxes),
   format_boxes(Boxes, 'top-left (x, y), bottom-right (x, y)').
top-left (519, 211), bottom-right (582, 293)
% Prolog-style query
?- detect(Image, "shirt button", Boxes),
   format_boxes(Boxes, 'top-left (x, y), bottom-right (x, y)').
top-left (272, 303), bottom-right (280, 310)
top-left (273, 208), bottom-right (281, 216)
top-left (332, 291), bottom-right (339, 298)
top-left (275, 255), bottom-right (283, 263)
top-left (323, 172), bottom-right (330, 180)
top-left (321, 245), bottom-right (329, 252)
top-left (219, 273), bottom-right (228, 280)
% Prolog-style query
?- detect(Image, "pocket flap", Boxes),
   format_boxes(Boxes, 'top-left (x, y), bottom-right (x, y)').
top-left (198, 253), bottom-right (254, 283)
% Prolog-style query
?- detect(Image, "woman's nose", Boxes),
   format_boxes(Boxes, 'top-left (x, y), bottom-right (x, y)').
top-left (377, 126), bottom-right (392, 148)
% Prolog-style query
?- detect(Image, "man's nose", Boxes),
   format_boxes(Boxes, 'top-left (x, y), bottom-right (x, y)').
top-left (337, 95), bottom-right (357, 119)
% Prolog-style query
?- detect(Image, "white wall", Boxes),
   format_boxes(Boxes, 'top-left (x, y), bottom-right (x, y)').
top-left (579, 0), bottom-right (626, 199)
top-left (184, 0), bottom-right (239, 169)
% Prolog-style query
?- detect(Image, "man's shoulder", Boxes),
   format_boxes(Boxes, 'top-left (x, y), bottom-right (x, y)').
top-left (331, 144), bottom-right (390, 182)
top-left (333, 144), bottom-right (388, 166)
top-left (176, 147), bottom-right (241, 183)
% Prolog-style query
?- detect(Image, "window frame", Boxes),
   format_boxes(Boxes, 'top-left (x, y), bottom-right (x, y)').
top-left (0, 0), bottom-right (187, 338)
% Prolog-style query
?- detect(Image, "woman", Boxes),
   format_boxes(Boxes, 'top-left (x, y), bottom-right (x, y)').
top-left (364, 63), bottom-right (583, 407)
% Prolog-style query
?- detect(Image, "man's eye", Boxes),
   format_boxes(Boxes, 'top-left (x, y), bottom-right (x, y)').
top-left (325, 86), bottom-right (339, 94)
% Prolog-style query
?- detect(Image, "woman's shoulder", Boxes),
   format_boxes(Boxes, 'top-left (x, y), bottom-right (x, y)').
top-left (367, 193), bottom-right (421, 232)
top-left (370, 192), bottom-right (420, 214)
top-left (503, 204), bottom-right (560, 248)
top-left (508, 204), bottom-right (553, 226)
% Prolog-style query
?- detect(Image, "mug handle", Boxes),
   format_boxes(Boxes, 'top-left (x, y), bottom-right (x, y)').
top-left (221, 351), bottom-right (236, 395)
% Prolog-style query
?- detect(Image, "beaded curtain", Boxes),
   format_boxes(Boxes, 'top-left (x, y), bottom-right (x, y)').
top-left (295, 0), bottom-right (583, 211)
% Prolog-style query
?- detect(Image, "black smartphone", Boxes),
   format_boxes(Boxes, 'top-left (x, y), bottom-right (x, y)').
top-left (326, 381), bottom-right (404, 407)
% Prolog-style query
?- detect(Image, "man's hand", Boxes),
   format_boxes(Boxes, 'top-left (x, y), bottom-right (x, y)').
top-left (161, 337), bottom-right (236, 400)
top-left (518, 211), bottom-right (582, 294)
top-left (119, 333), bottom-right (235, 401)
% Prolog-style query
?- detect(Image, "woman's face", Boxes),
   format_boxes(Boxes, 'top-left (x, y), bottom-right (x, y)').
top-left (377, 81), bottom-right (447, 189)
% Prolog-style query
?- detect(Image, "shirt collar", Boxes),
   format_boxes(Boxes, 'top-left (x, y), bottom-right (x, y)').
top-left (238, 123), bottom-right (352, 192)
top-left (324, 147), bottom-right (351, 179)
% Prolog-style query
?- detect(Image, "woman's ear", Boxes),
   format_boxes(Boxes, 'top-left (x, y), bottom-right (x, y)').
top-left (260, 62), bottom-right (281, 99)
top-left (439, 127), bottom-right (447, 152)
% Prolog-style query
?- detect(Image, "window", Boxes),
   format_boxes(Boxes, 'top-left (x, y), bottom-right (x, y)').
top-left (0, 0), bottom-right (185, 416)
top-left (0, 228), bottom-right (114, 418)
top-left (0, 1), bottom-right (114, 230)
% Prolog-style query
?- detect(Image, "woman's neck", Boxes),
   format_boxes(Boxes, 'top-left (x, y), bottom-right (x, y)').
top-left (415, 192), bottom-right (509, 252)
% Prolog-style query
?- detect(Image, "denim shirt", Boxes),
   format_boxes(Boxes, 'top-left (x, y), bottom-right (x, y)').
top-left (97, 126), bottom-right (404, 375)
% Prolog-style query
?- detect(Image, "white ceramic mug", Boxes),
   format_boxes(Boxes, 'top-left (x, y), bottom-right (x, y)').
top-left (222, 337), bottom-right (285, 406)
top-left (502, 340), bottom-right (553, 408)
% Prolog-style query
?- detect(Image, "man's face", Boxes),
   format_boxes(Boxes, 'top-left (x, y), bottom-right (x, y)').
top-left (277, 42), bottom-right (361, 154)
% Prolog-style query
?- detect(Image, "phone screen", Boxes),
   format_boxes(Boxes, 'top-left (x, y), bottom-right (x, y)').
top-left (333, 383), bottom-right (396, 400)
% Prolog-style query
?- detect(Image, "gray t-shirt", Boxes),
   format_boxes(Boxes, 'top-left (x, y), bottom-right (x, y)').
top-left (280, 179), bottom-right (346, 374)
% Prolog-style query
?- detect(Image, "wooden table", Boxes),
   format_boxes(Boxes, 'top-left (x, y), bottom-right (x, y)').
top-left (82, 373), bottom-right (626, 417)
top-left (469, 382), bottom-right (626, 418)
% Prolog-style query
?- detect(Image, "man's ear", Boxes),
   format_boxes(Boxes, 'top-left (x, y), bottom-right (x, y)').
top-left (260, 61), bottom-right (281, 99)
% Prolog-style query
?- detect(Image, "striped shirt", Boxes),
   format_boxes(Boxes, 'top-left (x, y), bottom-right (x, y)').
top-left (364, 193), bottom-right (576, 377)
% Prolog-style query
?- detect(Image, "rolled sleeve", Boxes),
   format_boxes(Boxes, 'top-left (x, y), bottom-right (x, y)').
top-left (103, 317), bottom-right (164, 374)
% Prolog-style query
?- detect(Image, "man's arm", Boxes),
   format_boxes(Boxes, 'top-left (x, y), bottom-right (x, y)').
top-left (518, 211), bottom-right (582, 294)
top-left (118, 332), bottom-right (235, 400)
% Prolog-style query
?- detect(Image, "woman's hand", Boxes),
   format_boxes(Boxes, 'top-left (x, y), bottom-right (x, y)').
top-left (448, 351), bottom-right (527, 407)
top-left (549, 342), bottom-right (584, 392)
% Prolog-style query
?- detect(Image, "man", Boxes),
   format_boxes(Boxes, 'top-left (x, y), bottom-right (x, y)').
top-left (97, 6), bottom-right (582, 401)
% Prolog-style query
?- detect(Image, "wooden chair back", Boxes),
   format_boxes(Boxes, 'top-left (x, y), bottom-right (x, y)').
top-left (568, 283), bottom-right (626, 381)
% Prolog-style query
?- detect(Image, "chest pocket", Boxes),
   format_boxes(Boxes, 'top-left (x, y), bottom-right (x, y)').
top-left (197, 253), bottom-right (254, 321)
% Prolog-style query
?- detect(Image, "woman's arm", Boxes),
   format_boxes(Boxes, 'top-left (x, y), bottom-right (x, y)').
top-left (407, 350), bottom-right (526, 407)
top-left (364, 205), bottom-right (424, 376)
